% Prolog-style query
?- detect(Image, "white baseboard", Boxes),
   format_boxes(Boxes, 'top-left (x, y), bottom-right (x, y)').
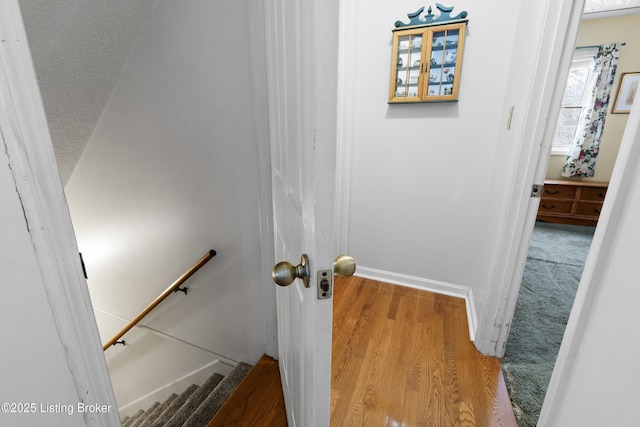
top-left (355, 266), bottom-right (478, 342)
top-left (118, 359), bottom-right (233, 418)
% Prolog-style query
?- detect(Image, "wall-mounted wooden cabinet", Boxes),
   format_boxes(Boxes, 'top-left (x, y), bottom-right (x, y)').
top-left (389, 5), bottom-right (468, 104)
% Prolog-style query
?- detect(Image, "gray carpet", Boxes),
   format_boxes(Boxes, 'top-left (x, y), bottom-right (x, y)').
top-left (501, 221), bottom-right (595, 427)
top-left (182, 362), bottom-right (252, 427)
top-left (162, 373), bottom-right (224, 427)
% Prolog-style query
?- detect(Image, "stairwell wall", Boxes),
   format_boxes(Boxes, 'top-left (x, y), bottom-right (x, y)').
top-left (65, 0), bottom-right (274, 412)
top-left (0, 115), bottom-right (115, 427)
top-left (0, 2), bottom-right (118, 423)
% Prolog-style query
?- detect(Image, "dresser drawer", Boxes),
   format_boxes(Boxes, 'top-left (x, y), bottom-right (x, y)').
top-left (539, 200), bottom-right (573, 214)
top-left (579, 187), bottom-right (607, 201)
top-left (542, 184), bottom-right (577, 200)
top-left (575, 202), bottom-right (603, 217)
top-left (537, 180), bottom-right (608, 226)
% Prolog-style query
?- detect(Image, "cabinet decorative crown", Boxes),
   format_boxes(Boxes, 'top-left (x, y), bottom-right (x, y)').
top-left (394, 4), bottom-right (468, 29)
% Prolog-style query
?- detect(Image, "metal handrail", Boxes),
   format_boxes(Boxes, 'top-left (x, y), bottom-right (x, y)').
top-left (102, 249), bottom-right (217, 350)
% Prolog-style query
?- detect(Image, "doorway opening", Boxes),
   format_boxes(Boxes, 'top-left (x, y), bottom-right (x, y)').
top-left (502, 11), bottom-right (640, 426)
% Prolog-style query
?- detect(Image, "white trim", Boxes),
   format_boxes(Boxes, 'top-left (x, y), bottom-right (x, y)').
top-left (334, 0), bottom-right (357, 255)
top-left (117, 359), bottom-right (233, 417)
top-left (538, 67), bottom-right (640, 426)
top-left (0, 2), bottom-right (118, 425)
top-left (247, 0), bottom-right (278, 359)
top-left (356, 266), bottom-right (478, 342)
top-left (582, 6), bottom-right (640, 19)
top-left (550, 146), bottom-right (571, 155)
top-left (474, 0), bottom-right (585, 357)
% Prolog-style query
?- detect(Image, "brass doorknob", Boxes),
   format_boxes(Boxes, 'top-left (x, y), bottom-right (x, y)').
top-left (272, 254), bottom-right (356, 288)
top-left (334, 254), bottom-right (356, 277)
top-left (272, 254), bottom-right (310, 287)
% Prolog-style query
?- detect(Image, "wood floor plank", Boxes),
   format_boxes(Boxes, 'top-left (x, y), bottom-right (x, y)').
top-left (346, 317), bottom-right (394, 426)
top-left (207, 355), bottom-right (287, 427)
top-left (331, 279), bottom-right (378, 418)
top-left (375, 286), bottom-right (414, 424)
top-left (331, 276), bottom-right (516, 427)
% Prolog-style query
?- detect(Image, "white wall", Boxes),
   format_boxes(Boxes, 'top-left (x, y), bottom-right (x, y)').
top-left (0, 137), bottom-right (101, 427)
top-left (343, 0), bottom-right (526, 322)
top-left (65, 0), bottom-right (274, 413)
top-left (0, 2), bottom-right (118, 424)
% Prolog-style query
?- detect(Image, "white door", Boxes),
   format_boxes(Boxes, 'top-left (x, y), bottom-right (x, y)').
top-left (264, 0), bottom-right (340, 426)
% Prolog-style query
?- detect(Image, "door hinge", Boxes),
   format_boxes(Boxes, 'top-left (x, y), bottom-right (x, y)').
top-left (531, 184), bottom-right (544, 198)
top-left (79, 252), bottom-right (88, 279)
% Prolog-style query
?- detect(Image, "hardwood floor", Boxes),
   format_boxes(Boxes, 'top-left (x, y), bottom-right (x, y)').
top-left (213, 276), bottom-right (516, 426)
top-left (331, 276), bottom-right (516, 426)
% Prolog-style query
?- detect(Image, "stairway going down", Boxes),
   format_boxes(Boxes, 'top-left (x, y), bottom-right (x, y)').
top-left (120, 361), bottom-right (252, 427)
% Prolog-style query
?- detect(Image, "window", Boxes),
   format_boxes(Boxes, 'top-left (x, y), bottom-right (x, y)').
top-left (551, 48), bottom-right (599, 155)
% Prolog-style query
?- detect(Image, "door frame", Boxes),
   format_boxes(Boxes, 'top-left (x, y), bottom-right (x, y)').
top-left (539, 65), bottom-right (640, 425)
top-left (247, 0), bottom-right (279, 358)
top-left (474, 0), bottom-right (587, 356)
top-left (0, 2), bottom-right (119, 425)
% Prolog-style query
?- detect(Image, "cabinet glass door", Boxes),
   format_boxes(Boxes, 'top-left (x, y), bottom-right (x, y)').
top-left (393, 33), bottom-right (423, 100)
top-left (424, 26), bottom-right (461, 100)
top-left (389, 21), bottom-right (466, 103)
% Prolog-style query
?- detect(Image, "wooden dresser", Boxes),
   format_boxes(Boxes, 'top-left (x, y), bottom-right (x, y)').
top-left (536, 179), bottom-right (608, 226)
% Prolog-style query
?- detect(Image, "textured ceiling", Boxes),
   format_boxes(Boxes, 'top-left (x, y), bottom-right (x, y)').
top-left (19, 0), bottom-right (158, 184)
top-left (17, 0), bottom-right (638, 185)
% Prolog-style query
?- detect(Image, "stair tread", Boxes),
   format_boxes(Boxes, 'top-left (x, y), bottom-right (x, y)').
top-left (182, 362), bottom-right (252, 427)
top-left (151, 384), bottom-right (199, 427)
top-left (130, 401), bottom-right (160, 427)
top-left (139, 393), bottom-right (177, 427)
top-left (162, 372), bottom-right (224, 427)
top-left (122, 409), bottom-right (145, 427)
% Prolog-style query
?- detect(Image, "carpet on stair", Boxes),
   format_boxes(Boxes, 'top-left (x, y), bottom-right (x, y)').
top-left (162, 372), bottom-right (224, 427)
top-left (130, 401), bottom-right (160, 427)
top-left (139, 393), bottom-right (177, 427)
top-left (122, 361), bottom-right (252, 427)
top-left (151, 384), bottom-right (199, 427)
top-left (122, 409), bottom-right (144, 427)
top-left (182, 363), bottom-right (252, 427)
